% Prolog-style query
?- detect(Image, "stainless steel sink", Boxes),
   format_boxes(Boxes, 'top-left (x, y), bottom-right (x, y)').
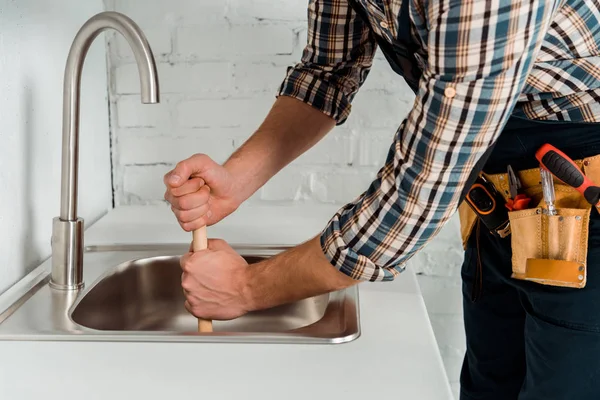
top-left (0, 244), bottom-right (360, 344)
top-left (0, 12), bottom-right (359, 345)
top-left (71, 255), bottom-right (330, 333)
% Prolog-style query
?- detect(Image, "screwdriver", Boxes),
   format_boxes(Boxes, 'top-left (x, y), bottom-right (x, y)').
top-left (540, 167), bottom-right (557, 215)
top-left (535, 143), bottom-right (600, 207)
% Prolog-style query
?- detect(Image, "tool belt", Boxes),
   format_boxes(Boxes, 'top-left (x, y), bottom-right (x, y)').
top-left (459, 154), bottom-right (600, 289)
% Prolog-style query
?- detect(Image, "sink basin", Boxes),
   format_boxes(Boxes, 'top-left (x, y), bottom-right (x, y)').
top-left (71, 255), bottom-right (329, 333)
top-left (0, 245), bottom-right (360, 344)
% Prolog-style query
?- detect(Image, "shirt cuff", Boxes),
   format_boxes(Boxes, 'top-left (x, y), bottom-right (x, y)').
top-left (277, 66), bottom-right (353, 125)
top-left (319, 208), bottom-right (407, 282)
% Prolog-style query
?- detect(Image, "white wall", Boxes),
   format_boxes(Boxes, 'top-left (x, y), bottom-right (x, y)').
top-left (103, 1), bottom-right (465, 396)
top-left (0, 1), bottom-right (112, 294)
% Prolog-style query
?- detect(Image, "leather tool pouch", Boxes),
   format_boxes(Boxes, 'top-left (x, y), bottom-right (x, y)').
top-left (508, 205), bottom-right (590, 288)
top-left (459, 155), bottom-right (600, 289)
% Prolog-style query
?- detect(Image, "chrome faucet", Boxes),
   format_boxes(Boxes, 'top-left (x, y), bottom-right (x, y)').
top-left (50, 12), bottom-right (159, 290)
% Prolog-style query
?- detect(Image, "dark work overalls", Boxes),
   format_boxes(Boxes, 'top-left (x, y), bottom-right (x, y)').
top-left (346, 0), bottom-right (600, 398)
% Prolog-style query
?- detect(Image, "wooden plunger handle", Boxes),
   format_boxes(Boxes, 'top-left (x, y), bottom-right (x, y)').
top-left (192, 226), bottom-right (213, 333)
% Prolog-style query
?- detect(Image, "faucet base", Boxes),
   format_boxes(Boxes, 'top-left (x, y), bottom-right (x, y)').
top-left (50, 217), bottom-right (85, 291)
top-left (49, 281), bottom-right (85, 291)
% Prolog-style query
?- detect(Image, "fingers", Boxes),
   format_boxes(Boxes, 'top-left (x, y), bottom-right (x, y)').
top-left (179, 249), bottom-right (247, 321)
top-left (178, 214), bottom-right (211, 232)
top-left (181, 271), bottom-right (196, 291)
top-left (165, 185), bottom-right (210, 211)
top-left (164, 154), bottom-right (215, 189)
top-left (182, 272), bottom-right (211, 319)
top-left (164, 157), bottom-right (196, 188)
top-left (166, 184), bottom-right (210, 211)
top-left (180, 252), bottom-right (196, 273)
top-left (164, 172), bottom-right (211, 231)
top-left (184, 300), bottom-right (199, 317)
top-left (184, 299), bottom-right (212, 319)
top-left (170, 186), bottom-right (210, 210)
top-left (180, 251), bottom-right (211, 274)
top-left (164, 163), bottom-right (190, 189)
top-left (171, 203), bottom-right (209, 224)
top-left (207, 238), bottom-right (233, 252)
top-left (169, 177), bottom-right (205, 197)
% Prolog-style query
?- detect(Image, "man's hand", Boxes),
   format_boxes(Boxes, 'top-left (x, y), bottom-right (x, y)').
top-left (180, 235), bottom-right (358, 320)
top-left (164, 154), bottom-right (243, 231)
top-left (180, 239), bottom-right (252, 320)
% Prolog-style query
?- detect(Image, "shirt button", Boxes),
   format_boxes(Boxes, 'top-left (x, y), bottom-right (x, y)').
top-left (444, 87), bottom-right (456, 98)
top-left (380, 21), bottom-right (389, 29)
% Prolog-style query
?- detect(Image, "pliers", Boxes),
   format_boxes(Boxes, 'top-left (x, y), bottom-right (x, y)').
top-left (506, 165), bottom-right (532, 211)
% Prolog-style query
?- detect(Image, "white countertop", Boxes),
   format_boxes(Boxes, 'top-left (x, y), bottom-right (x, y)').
top-left (0, 204), bottom-right (453, 400)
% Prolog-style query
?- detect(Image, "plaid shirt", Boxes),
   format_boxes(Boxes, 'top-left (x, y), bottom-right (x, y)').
top-left (277, 0), bottom-right (600, 281)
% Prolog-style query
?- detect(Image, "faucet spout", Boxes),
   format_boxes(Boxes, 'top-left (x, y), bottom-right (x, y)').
top-left (51, 12), bottom-right (159, 290)
top-left (61, 11), bottom-right (159, 221)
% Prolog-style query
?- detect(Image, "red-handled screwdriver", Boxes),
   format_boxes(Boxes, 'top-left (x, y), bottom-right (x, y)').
top-left (535, 143), bottom-right (600, 207)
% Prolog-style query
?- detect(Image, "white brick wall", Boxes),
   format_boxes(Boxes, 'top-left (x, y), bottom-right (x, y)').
top-left (116, 63), bottom-right (233, 94)
top-left (177, 96), bottom-right (275, 128)
top-left (178, 25), bottom-right (295, 59)
top-left (104, 1), bottom-right (465, 396)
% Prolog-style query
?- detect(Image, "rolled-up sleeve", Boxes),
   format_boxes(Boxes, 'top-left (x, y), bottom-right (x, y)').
top-left (277, 0), bottom-right (377, 125)
top-left (320, 0), bottom-right (558, 281)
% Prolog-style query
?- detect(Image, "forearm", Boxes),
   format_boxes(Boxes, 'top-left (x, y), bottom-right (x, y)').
top-left (223, 0), bottom-right (377, 204)
top-left (242, 236), bottom-right (358, 311)
top-left (224, 96), bottom-right (336, 202)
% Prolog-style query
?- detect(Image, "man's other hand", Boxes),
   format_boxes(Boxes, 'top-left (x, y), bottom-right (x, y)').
top-left (180, 239), bottom-right (253, 320)
top-left (164, 154), bottom-right (243, 231)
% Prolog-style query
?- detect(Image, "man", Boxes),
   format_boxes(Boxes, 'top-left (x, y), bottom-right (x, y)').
top-left (164, 0), bottom-right (600, 398)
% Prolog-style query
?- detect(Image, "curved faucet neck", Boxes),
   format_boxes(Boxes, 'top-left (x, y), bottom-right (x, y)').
top-left (60, 11), bottom-right (159, 221)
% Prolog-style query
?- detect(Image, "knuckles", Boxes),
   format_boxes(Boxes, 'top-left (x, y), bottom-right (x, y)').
top-left (165, 193), bottom-right (181, 210)
top-left (184, 301), bottom-right (199, 316)
top-left (181, 278), bottom-right (194, 292)
top-left (191, 153), bottom-right (208, 165)
top-left (181, 257), bottom-right (195, 273)
top-left (182, 218), bottom-right (205, 232)
top-left (180, 221), bottom-right (195, 232)
top-left (177, 197), bottom-right (191, 210)
top-left (190, 306), bottom-right (204, 318)
top-left (211, 238), bottom-right (227, 248)
top-left (176, 209), bottom-right (190, 223)
top-left (174, 160), bottom-right (188, 176)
